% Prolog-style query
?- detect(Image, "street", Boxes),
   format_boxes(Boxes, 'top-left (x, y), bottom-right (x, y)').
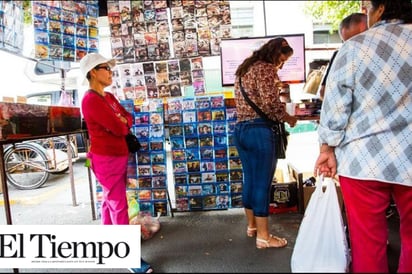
top-left (0, 153), bottom-right (99, 225)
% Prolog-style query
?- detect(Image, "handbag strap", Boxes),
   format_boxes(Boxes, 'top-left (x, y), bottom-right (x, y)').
top-left (238, 77), bottom-right (279, 124)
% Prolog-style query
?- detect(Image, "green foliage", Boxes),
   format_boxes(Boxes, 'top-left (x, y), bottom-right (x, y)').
top-left (303, 1), bottom-right (362, 32)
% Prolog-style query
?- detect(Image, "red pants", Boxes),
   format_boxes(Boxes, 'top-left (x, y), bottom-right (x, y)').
top-left (89, 152), bottom-right (129, 225)
top-left (340, 176), bottom-right (412, 273)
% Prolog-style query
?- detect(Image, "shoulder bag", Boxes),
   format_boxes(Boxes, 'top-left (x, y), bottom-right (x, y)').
top-left (238, 77), bottom-right (288, 159)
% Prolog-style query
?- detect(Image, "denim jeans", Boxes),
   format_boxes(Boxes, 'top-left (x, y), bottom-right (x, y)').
top-left (234, 118), bottom-right (278, 217)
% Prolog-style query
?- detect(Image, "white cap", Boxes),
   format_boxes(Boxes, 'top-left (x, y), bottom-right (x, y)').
top-left (79, 53), bottom-right (116, 86)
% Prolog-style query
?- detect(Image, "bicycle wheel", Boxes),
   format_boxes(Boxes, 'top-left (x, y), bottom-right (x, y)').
top-left (4, 142), bottom-right (50, 190)
top-left (40, 136), bottom-right (77, 174)
top-left (40, 136), bottom-right (78, 158)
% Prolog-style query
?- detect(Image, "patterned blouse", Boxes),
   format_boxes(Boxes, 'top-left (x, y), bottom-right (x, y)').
top-left (318, 20), bottom-right (412, 186)
top-left (234, 61), bottom-right (286, 123)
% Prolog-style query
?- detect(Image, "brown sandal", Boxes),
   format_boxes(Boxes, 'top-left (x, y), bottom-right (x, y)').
top-left (256, 234), bottom-right (288, 249)
top-left (247, 227), bottom-right (257, 237)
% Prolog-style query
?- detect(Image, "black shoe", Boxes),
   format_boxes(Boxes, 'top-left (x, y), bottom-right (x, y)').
top-left (128, 259), bottom-right (153, 273)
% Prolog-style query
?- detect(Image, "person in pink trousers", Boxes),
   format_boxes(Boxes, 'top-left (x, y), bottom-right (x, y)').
top-left (80, 53), bottom-right (153, 273)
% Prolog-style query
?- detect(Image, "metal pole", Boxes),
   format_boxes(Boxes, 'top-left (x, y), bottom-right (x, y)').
top-left (263, 0), bottom-right (267, 36)
top-left (66, 135), bottom-right (77, 206)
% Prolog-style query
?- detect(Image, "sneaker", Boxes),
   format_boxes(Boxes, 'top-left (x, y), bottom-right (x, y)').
top-left (128, 259), bottom-right (153, 273)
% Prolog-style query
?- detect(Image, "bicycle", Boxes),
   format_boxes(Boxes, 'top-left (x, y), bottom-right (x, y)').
top-left (3, 135), bottom-right (79, 190)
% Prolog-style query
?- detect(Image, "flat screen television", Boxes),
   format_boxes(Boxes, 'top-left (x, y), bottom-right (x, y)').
top-left (220, 34), bottom-right (306, 86)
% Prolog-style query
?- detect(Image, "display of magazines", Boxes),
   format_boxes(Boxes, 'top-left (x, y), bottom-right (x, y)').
top-left (168, 95), bottom-right (241, 211)
top-left (107, 0), bottom-right (231, 64)
top-left (0, 1), bottom-right (24, 53)
top-left (125, 98), bottom-right (169, 217)
top-left (95, 96), bottom-right (241, 217)
top-left (109, 57), bottom-right (205, 102)
top-left (31, 1), bottom-right (99, 61)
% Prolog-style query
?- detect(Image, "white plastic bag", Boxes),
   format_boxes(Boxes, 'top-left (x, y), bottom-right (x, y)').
top-left (291, 176), bottom-right (350, 273)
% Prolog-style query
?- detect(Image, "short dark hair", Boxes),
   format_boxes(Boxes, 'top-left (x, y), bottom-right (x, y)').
top-left (370, 0), bottom-right (412, 23)
top-left (339, 13), bottom-right (367, 31)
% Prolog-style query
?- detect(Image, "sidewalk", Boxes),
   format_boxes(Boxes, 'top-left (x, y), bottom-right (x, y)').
top-left (0, 133), bottom-right (401, 273)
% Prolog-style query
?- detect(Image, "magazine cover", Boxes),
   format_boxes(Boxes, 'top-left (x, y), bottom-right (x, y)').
top-left (198, 122), bottom-right (212, 135)
top-left (183, 123), bottom-right (198, 136)
top-left (216, 195), bottom-right (229, 209)
top-left (213, 121), bottom-right (227, 135)
top-left (153, 201), bottom-right (168, 216)
top-left (152, 164), bottom-right (166, 175)
top-left (170, 137), bottom-right (184, 149)
top-left (176, 198), bottom-right (189, 211)
top-left (185, 136), bottom-right (199, 148)
top-left (152, 189), bottom-right (167, 200)
top-left (188, 173), bottom-right (201, 184)
top-left (174, 174), bottom-right (188, 185)
top-left (188, 185), bottom-right (202, 196)
top-left (200, 147), bottom-right (214, 160)
top-left (137, 152), bottom-right (150, 165)
top-left (217, 182), bottom-right (230, 193)
top-left (201, 172), bottom-right (216, 183)
top-left (186, 148), bottom-right (200, 160)
top-left (169, 125), bottom-right (184, 137)
top-left (202, 184), bottom-right (215, 195)
top-left (172, 149), bottom-right (186, 161)
top-left (152, 175), bottom-right (167, 188)
top-left (173, 161), bottom-right (187, 174)
top-left (187, 160), bottom-right (200, 172)
top-left (150, 138), bottom-right (165, 150)
top-left (216, 171), bottom-right (229, 183)
top-left (182, 110), bottom-right (197, 123)
top-left (138, 177), bottom-right (152, 188)
top-left (189, 197), bottom-right (203, 210)
top-left (230, 170), bottom-right (243, 181)
top-left (175, 185), bottom-right (188, 198)
top-left (203, 195), bottom-right (217, 209)
top-left (150, 151), bottom-right (166, 164)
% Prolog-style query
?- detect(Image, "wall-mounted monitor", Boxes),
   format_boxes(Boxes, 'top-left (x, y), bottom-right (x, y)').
top-left (220, 34), bottom-right (306, 86)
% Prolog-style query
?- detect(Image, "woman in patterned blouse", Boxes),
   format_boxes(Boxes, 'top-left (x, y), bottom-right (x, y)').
top-left (314, 0), bottom-right (412, 272)
top-left (233, 37), bottom-right (298, 249)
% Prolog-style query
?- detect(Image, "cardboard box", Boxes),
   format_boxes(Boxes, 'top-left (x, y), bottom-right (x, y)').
top-left (269, 182), bottom-right (298, 214)
top-left (303, 180), bottom-right (344, 213)
top-left (287, 162), bottom-right (344, 214)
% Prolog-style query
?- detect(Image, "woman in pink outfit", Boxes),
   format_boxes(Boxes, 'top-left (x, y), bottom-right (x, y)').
top-left (79, 53), bottom-right (152, 273)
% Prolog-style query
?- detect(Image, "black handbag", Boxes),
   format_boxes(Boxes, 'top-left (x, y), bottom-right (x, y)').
top-left (125, 131), bottom-right (142, 153)
top-left (238, 77), bottom-right (288, 159)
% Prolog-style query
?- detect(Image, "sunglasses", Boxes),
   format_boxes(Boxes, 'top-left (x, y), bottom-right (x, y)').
top-left (94, 65), bottom-right (111, 71)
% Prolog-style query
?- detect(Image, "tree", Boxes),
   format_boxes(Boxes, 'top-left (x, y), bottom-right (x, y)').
top-left (303, 1), bottom-right (362, 33)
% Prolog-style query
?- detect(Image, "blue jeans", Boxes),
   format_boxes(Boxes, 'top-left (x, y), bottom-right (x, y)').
top-left (234, 118), bottom-right (278, 217)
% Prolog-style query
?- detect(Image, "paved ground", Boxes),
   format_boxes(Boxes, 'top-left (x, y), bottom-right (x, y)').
top-left (0, 131), bottom-right (402, 273)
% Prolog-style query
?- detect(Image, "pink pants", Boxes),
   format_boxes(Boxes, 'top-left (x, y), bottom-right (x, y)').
top-left (89, 152), bottom-right (129, 225)
top-left (339, 176), bottom-right (412, 273)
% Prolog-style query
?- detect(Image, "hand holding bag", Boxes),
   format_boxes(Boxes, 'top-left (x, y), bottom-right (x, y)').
top-left (290, 175), bottom-right (350, 272)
